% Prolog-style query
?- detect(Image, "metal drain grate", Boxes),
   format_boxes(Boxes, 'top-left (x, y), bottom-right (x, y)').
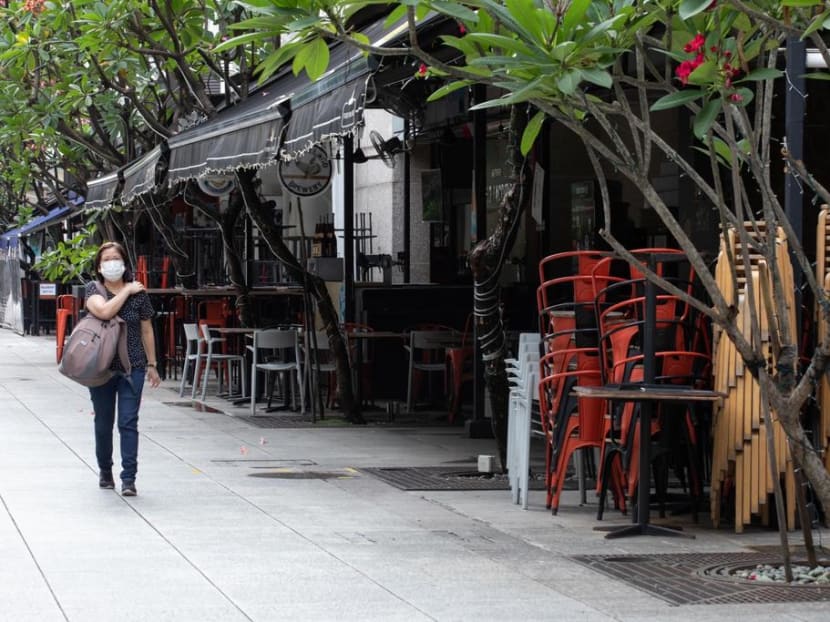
top-left (248, 470), bottom-right (355, 480)
top-left (570, 551), bottom-right (830, 606)
top-left (236, 414), bottom-right (317, 428)
top-left (362, 466), bottom-right (548, 491)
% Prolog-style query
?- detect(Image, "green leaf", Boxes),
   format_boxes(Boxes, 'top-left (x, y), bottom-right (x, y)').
top-left (801, 10), bottom-right (829, 40)
top-left (521, 110), bottom-right (545, 156)
top-left (737, 68), bottom-right (783, 82)
top-left (462, 33), bottom-right (536, 57)
top-left (686, 60), bottom-right (717, 85)
top-left (426, 80), bottom-right (473, 103)
top-left (678, 0), bottom-right (714, 21)
top-left (803, 72), bottom-right (830, 80)
top-left (729, 87), bottom-right (755, 107)
top-left (561, 0), bottom-right (591, 39)
top-left (579, 68), bottom-right (613, 89)
top-left (781, 0), bottom-right (822, 6)
top-left (650, 89), bottom-right (704, 111)
top-left (430, 1), bottom-right (479, 23)
top-left (711, 137), bottom-right (732, 164)
top-left (556, 69), bottom-right (581, 95)
top-left (693, 99), bottom-right (722, 139)
top-left (293, 37), bottom-right (329, 81)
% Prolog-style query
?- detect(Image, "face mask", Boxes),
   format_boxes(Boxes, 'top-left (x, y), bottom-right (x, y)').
top-left (100, 259), bottom-right (125, 282)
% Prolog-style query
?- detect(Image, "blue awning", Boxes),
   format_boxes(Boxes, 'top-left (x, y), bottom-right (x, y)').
top-left (19, 205), bottom-right (74, 236)
top-left (0, 205), bottom-right (76, 249)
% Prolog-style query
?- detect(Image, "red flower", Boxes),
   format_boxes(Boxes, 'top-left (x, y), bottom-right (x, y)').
top-left (684, 33), bottom-right (705, 54)
top-left (676, 61), bottom-right (695, 85)
top-left (417, 63), bottom-right (428, 77)
top-left (730, 92), bottom-right (743, 103)
top-left (707, 0), bottom-right (718, 9)
top-left (675, 54), bottom-right (705, 85)
top-left (457, 22), bottom-right (467, 35)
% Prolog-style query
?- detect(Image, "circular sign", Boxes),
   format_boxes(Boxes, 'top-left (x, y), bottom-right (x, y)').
top-left (197, 174), bottom-right (235, 197)
top-left (278, 145), bottom-right (333, 197)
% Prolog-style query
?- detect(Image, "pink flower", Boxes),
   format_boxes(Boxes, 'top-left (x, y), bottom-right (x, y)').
top-left (457, 22), bottom-right (467, 35)
top-left (684, 33), bottom-right (705, 54)
top-left (417, 63), bottom-right (428, 77)
top-left (730, 93), bottom-right (743, 103)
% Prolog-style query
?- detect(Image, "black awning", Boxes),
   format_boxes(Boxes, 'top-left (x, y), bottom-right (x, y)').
top-left (280, 17), bottom-right (418, 160)
top-left (121, 146), bottom-right (163, 204)
top-left (281, 75), bottom-right (369, 160)
top-left (85, 172), bottom-right (120, 210)
top-left (166, 92), bottom-right (287, 184)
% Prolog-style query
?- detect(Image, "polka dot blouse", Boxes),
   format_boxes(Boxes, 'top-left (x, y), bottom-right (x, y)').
top-left (86, 281), bottom-right (155, 371)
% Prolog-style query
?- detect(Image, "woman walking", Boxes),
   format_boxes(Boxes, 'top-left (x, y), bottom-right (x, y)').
top-left (85, 242), bottom-right (160, 496)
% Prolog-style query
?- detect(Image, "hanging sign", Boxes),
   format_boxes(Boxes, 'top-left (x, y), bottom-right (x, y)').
top-left (278, 145), bottom-right (332, 197)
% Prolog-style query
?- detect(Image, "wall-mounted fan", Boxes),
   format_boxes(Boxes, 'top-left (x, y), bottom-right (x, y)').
top-left (197, 173), bottom-right (235, 197)
top-left (369, 130), bottom-right (404, 169)
top-left (353, 130), bottom-right (406, 168)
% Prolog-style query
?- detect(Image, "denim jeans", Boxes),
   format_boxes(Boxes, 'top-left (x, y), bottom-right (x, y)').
top-left (89, 368), bottom-right (145, 483)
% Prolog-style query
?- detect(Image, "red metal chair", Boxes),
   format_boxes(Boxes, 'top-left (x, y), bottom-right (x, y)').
top-left (446, 313), bottom-right (474, 423)
top-left (135, 255), bottom-right (149, 286)
top-left (55, 294), bottom-right (80, 363)
top-left (160, 256), bottom-right (172, 289)
top-left (538, 348), bottom-right (606, 513)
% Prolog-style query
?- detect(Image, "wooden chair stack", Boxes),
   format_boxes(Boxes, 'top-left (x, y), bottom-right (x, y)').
top-left (711, 222), bottom-right (796, 532)
top-left (815, 206), bottom-right (830, 471)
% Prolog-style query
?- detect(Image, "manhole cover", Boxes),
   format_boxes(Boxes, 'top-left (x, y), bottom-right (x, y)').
top-left (248, 469), bottom-right (356, 480)
top-left (570, 552), bottom-right (830, 606)
top-left (211, 459), bottom-right (317, 467)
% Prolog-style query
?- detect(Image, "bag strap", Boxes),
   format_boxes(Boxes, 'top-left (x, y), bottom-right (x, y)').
top-left (93, 280), bottom-right (132, 375)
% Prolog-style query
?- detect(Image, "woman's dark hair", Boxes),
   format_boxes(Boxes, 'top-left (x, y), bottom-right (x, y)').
top-left (93, 241), bottom-right (134, 283)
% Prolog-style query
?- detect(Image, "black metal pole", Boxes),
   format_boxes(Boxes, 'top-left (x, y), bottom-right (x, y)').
top-left (403, 118), bottom-right (411, 284)
top-left (472, 85), bottom-right (487, 423)
top-left (343, 134), bottom-right (355, 323)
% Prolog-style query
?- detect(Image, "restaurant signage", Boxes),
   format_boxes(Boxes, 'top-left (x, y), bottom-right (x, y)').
top-left (278, 145), bottom-right (332, 197)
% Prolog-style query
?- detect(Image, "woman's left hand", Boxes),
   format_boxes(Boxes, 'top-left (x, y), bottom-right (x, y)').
top-left (147, 366), bottom-right (161, 388)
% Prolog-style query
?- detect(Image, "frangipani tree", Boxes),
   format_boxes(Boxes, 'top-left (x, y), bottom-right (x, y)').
top-left (222, 0), bottom-right (830, 521)
top-left (0, 0), bottom-right (363, 421)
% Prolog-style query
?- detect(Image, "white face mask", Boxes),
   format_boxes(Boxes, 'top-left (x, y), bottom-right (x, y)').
top-left (100, 259), bottom-right (126, 282)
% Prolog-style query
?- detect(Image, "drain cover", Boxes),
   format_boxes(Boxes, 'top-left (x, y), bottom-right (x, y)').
top-left (236, 415), bottom-right (316, 428)
top-left (162, 401), bottom-right (224, 413)
top-left (248, 468), bottom-right (357, 480)
top-left (570, 551), bottom-right (830, 606)
top-left (362, 466), bottom-right (547, 491)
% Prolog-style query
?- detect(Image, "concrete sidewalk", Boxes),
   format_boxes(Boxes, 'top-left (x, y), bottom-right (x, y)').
top-left (0, 329), bottom-right (826, 621)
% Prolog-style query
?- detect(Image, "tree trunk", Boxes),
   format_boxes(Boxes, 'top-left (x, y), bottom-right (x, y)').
top-left (184, 182), bottom-right (255, 326)
top-left (767, 378), bottom-right (830, 521)
top-left (235, 168), bottom-right (363, 423)
top-left (138, 195), bottom-right (198, 290)
top-left (468, 106), bottom-right (533, 469)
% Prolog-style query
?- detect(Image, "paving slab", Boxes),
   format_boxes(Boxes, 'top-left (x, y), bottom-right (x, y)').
top-left (1, 330), bottom-right (828, 621)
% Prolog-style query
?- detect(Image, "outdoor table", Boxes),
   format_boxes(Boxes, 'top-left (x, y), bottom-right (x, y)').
top-left (345, 330), bottom-right (408, 410)
top-left (573, 384), bottom-right (724, 539)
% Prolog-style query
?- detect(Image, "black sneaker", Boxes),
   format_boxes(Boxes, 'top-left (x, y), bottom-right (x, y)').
top-left (121, 482), bottom-right (137, 497)
top-left (99, 470), bottom-right (115, 489)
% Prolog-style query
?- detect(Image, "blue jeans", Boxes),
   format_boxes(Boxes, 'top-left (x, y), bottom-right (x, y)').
top-left (89, 369), bottom-right (145, 483)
